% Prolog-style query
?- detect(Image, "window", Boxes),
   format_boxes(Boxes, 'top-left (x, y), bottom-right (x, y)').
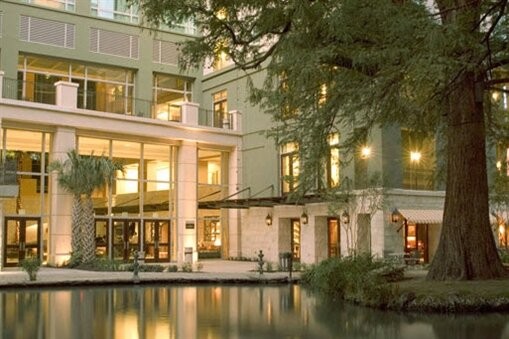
top-left (213, 90), bottom-right (228, 128)
top-left (327, 133), bottom-right (340, 188)
top-left (22, 0), bottom-right (75, 11)
top-left (17, 54), bottom-right (135, 115)
top-left (90, 0), bottom-right (139, 24)
top-left (281, 142), bottom-right (299, 194)
top-left (401, 129), bottom-right (435, 190)
top-left (153, 74), bottom-right (193, 121)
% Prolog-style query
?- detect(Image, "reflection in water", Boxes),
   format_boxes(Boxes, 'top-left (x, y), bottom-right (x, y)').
top-left (0, 285), bottom-right (508, 339)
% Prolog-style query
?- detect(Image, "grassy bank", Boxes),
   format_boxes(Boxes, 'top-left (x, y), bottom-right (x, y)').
top-left (389, 271), bottom-right (509, 312)
top-left (302, 256), bottom-right (509, 313)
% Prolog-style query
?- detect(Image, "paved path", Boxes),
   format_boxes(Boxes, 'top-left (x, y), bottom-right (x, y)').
top-left (0, 260), bottom-right (300, 288)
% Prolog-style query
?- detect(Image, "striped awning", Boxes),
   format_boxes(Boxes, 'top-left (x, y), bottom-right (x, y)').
top-left (398, 209), bottom-right (443, 224)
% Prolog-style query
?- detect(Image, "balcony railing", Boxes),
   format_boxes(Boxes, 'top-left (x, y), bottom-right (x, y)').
top-left (1, 75), bottom-right (238, 130)
top-left (199, 108), bottom-right (233, 129)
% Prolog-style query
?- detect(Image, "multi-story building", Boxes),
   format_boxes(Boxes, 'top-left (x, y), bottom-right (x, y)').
top-left (0, 0), bottom-right (505, 269)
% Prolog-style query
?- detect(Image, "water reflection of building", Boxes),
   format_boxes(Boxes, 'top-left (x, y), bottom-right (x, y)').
top-left (2, 286), bottom-right (509, 339)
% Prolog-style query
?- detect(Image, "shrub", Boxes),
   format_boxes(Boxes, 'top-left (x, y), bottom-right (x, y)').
top-left (266, 262), bottom-right (273, 272)
top-left (20, 257), bottom-right (42, 281)
top-left (167, 265), bottom-right (178, 272)
top-left (499, 249), bottom-right (509, 263)
top-left (66, 251), bottom-right (83, 268)
top-left (76, 257), bottom-right (121, 271)
top-left (302, 254), bottom-right (400, 307)
top-left (181, 262), bottom-right (193, 272)
top-left (123, 264), bottom-right (165, 272)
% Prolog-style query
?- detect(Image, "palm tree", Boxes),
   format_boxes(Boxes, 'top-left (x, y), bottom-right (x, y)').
top-left (50, 150), bottom-right (123, 264)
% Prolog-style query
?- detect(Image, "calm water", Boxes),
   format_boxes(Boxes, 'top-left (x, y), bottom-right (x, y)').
top-left (1, 284), bottom-right (509, 339)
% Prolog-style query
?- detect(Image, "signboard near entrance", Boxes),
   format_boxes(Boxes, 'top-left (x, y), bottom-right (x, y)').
top-left (186, 221), bottom-right (195, 230)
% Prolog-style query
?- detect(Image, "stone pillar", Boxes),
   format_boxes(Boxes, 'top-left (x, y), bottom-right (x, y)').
top-left (227, 144), bottom-right (242, 258)
top-left (229, 110), bottom-right (242, 132)
top-left (0, 71), bottom-right (4, 99)
top-left (177, 141), bottom-right (198, 263)
top-left (54, 81), bottom-right (79, 109)
top-left (181, 102), bottom-right (199, 126)
top-left (48, 127), bottom-right (76, 266)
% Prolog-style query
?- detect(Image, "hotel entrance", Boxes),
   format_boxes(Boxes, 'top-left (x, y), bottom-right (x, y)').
top-left (3, 217), bottom-right (41, 267)
top-left (112, 220), bottom-right (140, 262)
top-left (143, 220), bottom-right (170, 262)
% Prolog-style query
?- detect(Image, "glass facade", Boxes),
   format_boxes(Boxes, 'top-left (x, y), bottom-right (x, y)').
top-left (91, 0), bottom-right (139, 24)
top-left (153, 74), bottom-right (193, 122)
top-left (23, 0), bottom-right (75, 11)
top-left (17, 54), bottom-right (135, 115)
top-left (78, 136), bottom-right (177, 262)
top-left (197, 149), bottom-right (228, 258)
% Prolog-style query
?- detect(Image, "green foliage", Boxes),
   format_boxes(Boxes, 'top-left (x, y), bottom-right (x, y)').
top-left (124, 264), bottom-right (165, 272)
top-left (302, 254), bottom-right (400, 306)
top-left (265, 261), bottom-right (273, 272)
top-left (499, 249), bottom-right (509, 264)
top-left (76, 258), bottom-right (122, 271)
top-left (167, 265), bottom-right (178, 272)
top-left (66, 251), bottom-right (83, 268)
top-left (50, 150), bottom-right (124, 264)
top-left (181, 262), bottom-right (193, 272)
top-left (20, 257), bottom-right (42, 281)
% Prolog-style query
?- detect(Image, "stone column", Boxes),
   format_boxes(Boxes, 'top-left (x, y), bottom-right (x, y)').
top-left (0, 71), bottom-right (4, 99)
top-left (181, 102), bottom-right (199, 126)
top-left (48, 127), bottom-right (76, 266)
top-left (177, 141), bottom-right (198, 263)
top-left (229, 110), bottom-right (242, 132)
top-left (54, 81), bottom-right (79, 109)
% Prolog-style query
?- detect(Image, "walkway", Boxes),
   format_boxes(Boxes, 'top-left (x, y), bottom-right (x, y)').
top-left (0, 260), bottom-right (299, 288)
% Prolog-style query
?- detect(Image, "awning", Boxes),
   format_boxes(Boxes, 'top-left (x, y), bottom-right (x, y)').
top-left (398, 209), bottom-right (443, 224)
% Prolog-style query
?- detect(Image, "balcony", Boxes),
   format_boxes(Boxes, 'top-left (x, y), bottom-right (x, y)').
top-left (0, 73), bottom-right (240, 131)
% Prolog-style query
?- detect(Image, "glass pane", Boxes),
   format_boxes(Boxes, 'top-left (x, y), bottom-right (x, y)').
top-left (95, 220), bottom-right (108, 257)
top-left (86, 65), bottom-right (130, 83)
top-left (78, 137), bottom-right (110, 156)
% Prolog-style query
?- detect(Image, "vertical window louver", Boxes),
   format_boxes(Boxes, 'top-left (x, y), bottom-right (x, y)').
top-left (90, 28), bottom-right (139, 59)
top-left (19, 15), bottom-right (75, 48)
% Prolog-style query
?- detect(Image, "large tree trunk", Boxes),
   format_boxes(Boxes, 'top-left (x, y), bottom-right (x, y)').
top-left (427, 71), bottom-right (506, 280)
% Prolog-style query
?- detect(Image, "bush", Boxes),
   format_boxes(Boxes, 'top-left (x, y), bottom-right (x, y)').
top-left (181, 262), bottom-right (193, 272)
top-left (167, 265), bottom-right (178, 272)
top-left (123, 264), bottom-right (165, 272)
top-left (20, 257), bottom-right (42, 281)
top-left (499, 249), bottom-right (509, 263)
top-left (76, 257), bottom-right (122, 271)
top-left (66, 251), bottom-right (83, 268)
top-left (301, 254), bottom-right (400, 307)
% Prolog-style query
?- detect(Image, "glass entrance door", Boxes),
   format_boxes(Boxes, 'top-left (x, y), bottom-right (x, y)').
top-left (327, 218), bottom-right (339, 257)
top-left (4, 217), bottom-right (40, 267)
top-left (113, 220), bottom-right (140, 262)
top-left (143, 220), bottom-right (170, 262)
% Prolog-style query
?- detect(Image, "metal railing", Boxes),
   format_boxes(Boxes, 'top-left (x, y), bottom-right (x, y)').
top-left (198, 108), bottom-right (233, 129)
top-left (2, 77), bottom-right (239, 130)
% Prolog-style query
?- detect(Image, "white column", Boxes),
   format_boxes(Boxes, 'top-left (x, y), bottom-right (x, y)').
top-left (48, 127), bottom-right (76, 266)
top-left (0, 71), bottom-right (4, 99)
top-left (227, 144), bottom-right (242, 258)
top-left (229, 110), bottom-right (242, 131)
top-left (54, 81), bottom-right (79, 109)
top-left (181, 102), bottom-right (200, 126)
top-left (177, 141), bottom-right (198, 263)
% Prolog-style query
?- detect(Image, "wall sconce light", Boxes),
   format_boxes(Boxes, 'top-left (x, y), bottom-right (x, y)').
top-left (301, 211), bottom-right (308, 225)
top-left (265, 213), bottom-right (272, 226)
top-left (391, 209), bottom-right (400, 223)
top-left (341, 211), bottom-right (350, 224)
